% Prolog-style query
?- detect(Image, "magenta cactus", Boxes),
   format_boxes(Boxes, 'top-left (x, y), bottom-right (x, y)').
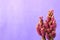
top-left (36, 10), bottom-right (56, 40)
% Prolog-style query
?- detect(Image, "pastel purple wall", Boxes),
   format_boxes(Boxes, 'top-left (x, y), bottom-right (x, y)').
top-left (0, 0), bottom-right (59, 40)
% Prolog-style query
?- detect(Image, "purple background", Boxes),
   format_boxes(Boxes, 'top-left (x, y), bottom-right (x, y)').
top-left (0, 0), bottom-right (60, 40)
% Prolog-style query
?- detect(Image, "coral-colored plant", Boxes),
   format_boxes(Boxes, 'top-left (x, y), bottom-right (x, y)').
top-left (36, 10), bottom-right (56, 40)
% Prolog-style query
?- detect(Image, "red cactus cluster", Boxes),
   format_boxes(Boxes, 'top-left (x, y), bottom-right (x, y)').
top-left (36, 10), bottom-right (56, 40)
